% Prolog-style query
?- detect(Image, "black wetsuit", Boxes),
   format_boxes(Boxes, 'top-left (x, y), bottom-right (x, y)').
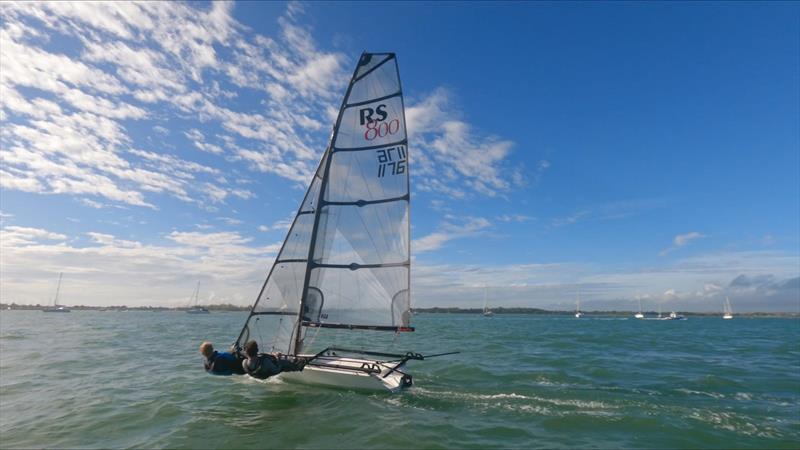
top-left (242, 354), bottom-right (304, 379)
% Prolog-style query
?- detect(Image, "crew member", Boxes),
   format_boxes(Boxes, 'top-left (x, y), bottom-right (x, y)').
top-left (200, 341), bottom-right (244, 375)
top-left (241, 340), bottom-right (305, 379)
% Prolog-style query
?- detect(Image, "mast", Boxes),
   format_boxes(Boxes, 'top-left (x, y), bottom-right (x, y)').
top-left (232, 146), bottom-right (330, 350)
top-left (397, 53), bottom-right (412, 330)
top-left (292, 53), bottom-right (364, 355)
top-left (192, 281), bottom-right (200, 307)
top-left (53, 272), bottom-right (63, 306)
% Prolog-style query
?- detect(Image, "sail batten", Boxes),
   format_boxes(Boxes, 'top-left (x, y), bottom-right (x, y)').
top-left (236, 53), bottom-right (411, 356)
top-left (346, 91), bottom-right (402, 108)
top-left (333, 139), bottom-right (408, 153)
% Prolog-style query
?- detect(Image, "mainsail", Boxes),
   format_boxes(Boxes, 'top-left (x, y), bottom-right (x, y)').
top-left (236, 53), bottom-right (411, 356)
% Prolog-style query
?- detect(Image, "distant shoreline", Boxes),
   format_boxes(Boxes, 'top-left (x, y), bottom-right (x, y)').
top-left (1, 303), bottom-right (797, 317)
top-left (0, 303), bottom-right (251, 312)
top-left (412, 307), bottom-right (799, 318)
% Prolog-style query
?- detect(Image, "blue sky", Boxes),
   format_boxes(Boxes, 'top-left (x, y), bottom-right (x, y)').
top-left (1, 1), bottom-right (798, 312)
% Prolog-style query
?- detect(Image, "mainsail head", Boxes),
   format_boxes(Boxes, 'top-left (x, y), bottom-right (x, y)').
top-left (236, 53), bottom-right (411, 355)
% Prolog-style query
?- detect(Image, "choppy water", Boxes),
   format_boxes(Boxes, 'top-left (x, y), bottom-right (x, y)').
top-left (0, 311), bottom-right (798, 449)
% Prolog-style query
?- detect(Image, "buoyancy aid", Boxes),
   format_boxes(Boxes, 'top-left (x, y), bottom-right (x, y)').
top-left (204, 351), bottom-right (241, 375)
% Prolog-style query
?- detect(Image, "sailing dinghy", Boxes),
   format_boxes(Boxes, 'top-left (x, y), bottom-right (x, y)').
top-left (233, 53), bottom-right (441, 392)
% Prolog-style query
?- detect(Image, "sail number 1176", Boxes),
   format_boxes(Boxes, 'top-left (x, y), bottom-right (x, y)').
top-left (377, 145), bottom-right (407, 178)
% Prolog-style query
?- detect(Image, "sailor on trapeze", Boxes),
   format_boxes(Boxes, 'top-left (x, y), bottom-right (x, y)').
top-left (199, 341), bottom-right (305, 379)
top-left (240, 340), bottom-right (305, 379)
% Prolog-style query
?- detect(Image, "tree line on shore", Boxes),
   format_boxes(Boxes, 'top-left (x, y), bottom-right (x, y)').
top-left (1, 303), bottom-right (795, 317)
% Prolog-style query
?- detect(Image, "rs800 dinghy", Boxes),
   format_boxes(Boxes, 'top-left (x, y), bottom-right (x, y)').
top-left (231, 53), bottom-right (453, 392)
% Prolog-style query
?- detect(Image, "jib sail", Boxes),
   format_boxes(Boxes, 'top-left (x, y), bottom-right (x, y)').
top-left (236, 53), bottom-right (411, 355)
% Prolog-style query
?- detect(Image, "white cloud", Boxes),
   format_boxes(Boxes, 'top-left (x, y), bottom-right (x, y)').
top-left (413, 216), bottom-right (491, 253)
top-left (218, 217), bottom-right (243, 226)
top-left (674, 231), bottom-right (704, 247)
top-left (407, 88), bottom-right (518, 198)
top-left (1, 221), bottom-right (796, 312)
top-left (86, 232), bottom-right (141, 248)
top-left (0, 2), bottom-right (342, 209)
top-left (184, 129), bottom-right (224, 155)
top-left (552, 210), bottom-right (591, 227)
top-left (79, 198), bottom-right (105, 209)
top-left (409, 250), bottom-right (799, 312)
top-left (2, 226), bottom-right (67, 245)
top-left (258, 214), bottom-right (294, 233)
top-left (2, 2), bottom-right (521, 213)
top-left (497, 214), bottom-right (536, 223)
top-left (0, 225), bottom-right (281, 306)
top-left (660, 231), bottom-right (706, 256)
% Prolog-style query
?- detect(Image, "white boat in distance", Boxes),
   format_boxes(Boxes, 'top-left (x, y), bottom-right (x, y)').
top-left (723, 297), bottom-right (734, 320)
top-left (661, 311), bottom-right (686, 321)
top-left (232, 53), bottom-right (452, 392)
top-left (634, 296), bottom-right (644, 319)
top-left (574, 290), bottom-right (582, 318)
top-left (186, 281), bottom-right (210, 314)
top-left (482, 286), bottom-right (494, 317)
top-left (42, 273), bottom-right (70, 313)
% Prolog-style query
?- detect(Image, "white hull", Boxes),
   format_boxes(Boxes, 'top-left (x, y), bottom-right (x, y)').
top-left (634, 313), bottom-right (644, 319)
top-left (723, 314), bottom-right (733, 320)
top-left (280, 354), bottom-right (411, 393)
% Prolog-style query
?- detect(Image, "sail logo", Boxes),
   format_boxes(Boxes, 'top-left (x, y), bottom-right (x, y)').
top-left (359, 105), bottom-right (388, 124)
top-left (376, 145), bottom-right (406, 177)
top-left (360, 104), bottom-right (400, 141)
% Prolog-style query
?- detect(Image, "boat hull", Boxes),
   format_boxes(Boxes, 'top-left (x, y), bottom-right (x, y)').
top-left (279, 354), bottom-right (411, 393)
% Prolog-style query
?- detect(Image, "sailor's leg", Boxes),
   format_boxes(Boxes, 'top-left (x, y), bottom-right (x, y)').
top-left (276, 358), bottom-right (305, 373)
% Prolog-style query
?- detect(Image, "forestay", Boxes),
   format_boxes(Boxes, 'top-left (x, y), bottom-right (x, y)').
top-left (236, 53), bottom-right (411, 356)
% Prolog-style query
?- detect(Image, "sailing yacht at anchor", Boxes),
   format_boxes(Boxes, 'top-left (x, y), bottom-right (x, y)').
top-left (723, 297), bottom-right (734, 320)
top-left (186, 281), bottom-right (209, 314)
top-left (42, 273), bottom-right (70, 313)
top-left (482, 286), bottom-right (494, 316)
top-left (232, 53), bottom-right (450, 392)
top-left (634, 295), bottom-right (644, 319)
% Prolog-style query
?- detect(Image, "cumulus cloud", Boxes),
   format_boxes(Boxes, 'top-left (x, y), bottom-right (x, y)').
top-left (2, 2), bottom-right (521, 212)
top-left (407, 88), bottom-right (519, 198)
top-left (0, 2), bottom-right (348, 207)
top-left (0, 224), bottom-right (281, 306)
top-left (1, 220), bottom-right (796, 312)
top-left (409, 250), bottom-right (799, 312)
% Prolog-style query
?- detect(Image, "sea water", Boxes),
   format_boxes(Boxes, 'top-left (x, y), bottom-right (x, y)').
top-left (0, 311), bottom-right (797, 448)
